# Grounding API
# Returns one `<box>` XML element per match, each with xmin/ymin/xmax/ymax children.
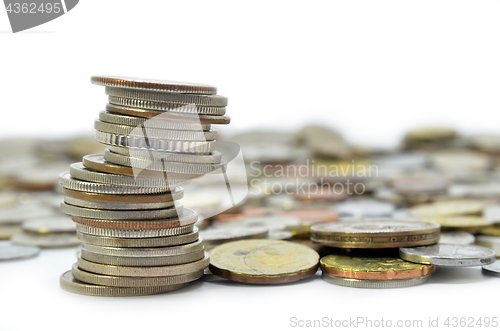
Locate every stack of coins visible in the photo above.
<box><xmin>59</xmin><ymin>76</ymin><xmax>229</xmax><ymax>296</ymax></box>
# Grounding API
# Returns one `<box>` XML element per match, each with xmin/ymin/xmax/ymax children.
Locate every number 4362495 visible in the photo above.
<box><xmin>5</xmin><ymin>3</ymin><xmax>62</xmax><ymax>14</ymax></box>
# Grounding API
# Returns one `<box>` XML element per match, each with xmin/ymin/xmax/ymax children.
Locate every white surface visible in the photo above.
<box><xmin>2</xmin><ymin>1</ymin><xmax>500</xmax><ymax>330</ymax></box>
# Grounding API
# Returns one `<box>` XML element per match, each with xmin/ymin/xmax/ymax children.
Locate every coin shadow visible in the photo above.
<box><xmin>427</xmin><ymin>266</ymin><xmax>489</xmax><ymax>285</ymax></box>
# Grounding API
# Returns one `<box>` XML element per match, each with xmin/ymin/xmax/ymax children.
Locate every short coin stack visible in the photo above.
<box><xmin>59</xmin><ymin>76</ymin><xmax>229</xmax><ymax>296</ymax></box>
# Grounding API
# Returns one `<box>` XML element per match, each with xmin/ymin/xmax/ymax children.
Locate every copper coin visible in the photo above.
<box><xmin>61</xmin><ymin>187</ymin><xmax>183</xmax><ymax>203</ymax></box>
<box><xmin>278</xmin><ymin>209</ymin><xmax>339</xmax><ymax>224</ymax></box>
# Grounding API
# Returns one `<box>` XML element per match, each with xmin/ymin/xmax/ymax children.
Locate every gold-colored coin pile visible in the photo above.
<box><xmin>59</xmin><ymin>76</ymin><xmax>229</xmax><ymax>296</ymax></box>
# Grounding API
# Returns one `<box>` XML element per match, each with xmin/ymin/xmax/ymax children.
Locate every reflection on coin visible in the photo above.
<box><xmin>399</xmin><ymin>244</ymin><xmax>496</xmax><ymax>266</ymax></box>
<box><xmin>333</xmin><ymin>200</ymin><xmax>395</xmax><ymax>217</ymax></box>
<box><xmin>12</xmin><ymin>233</ymin><xmax>80</xmax><ymax>248</ymax></box>
<box><xmin>209</xmin><ymin>240</ymin><xmax>319</xmax><ymax>284</ymax></box>
<box><xmin>311</xmin><ymin>220</ymin><xmax>440</xmax><ymax>249</ymax></box>
<box><xmin>320</xmin><ymin>255</ymin><xmax>435</xmax><ymax>280</ymax></box>
<box><xmin>409</xmin><ymin>200</ymin><xmax>485</xmax><ymax>217</ymax></box>
<box><xmin>0</xmin><ymin>244</ymin><xmax>40</xmax><ymax>261</ymax></box>
<box><xmin>474</xmin><ymin>236</ymin><xmax>500</xmax><ymax>257</ymax></box>
<box><xmin>22</xmin><ymin>216</ymin><xmax>75</xmax><ymax>234</ymax></box>
<box><xmin>60</xmin><ymin>271</ymin><xmax>187</xmax><ymax>297</ymax></box>
<box><xmin>439</xmin><ymin>231</ymin><xmax>475</xmax><ymax>245</ymax></box>
<box><xmin>423</xmin><ymin>216</ymin><xmax>491</xmax><ymax>232</ymax></box>
<box><xmin>322</xmin><ymin>273</ymin><xmax>432</xmax><ymax>289</ymax></box>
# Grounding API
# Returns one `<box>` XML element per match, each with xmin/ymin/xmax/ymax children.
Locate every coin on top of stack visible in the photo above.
<box><xmin>59</xmin><ymin>76</ymin><xmax>230</xmax><ymax>296</ymax></box>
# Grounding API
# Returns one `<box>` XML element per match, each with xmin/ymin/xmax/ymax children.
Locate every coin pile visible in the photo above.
<box><xmin>59</xmin><ymin>76</ymin><xmax>229</xmax><ymax>296</ymax></box>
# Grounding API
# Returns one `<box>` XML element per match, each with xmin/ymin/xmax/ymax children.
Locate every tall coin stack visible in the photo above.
<box><xmin>59</xmin><ymin>76</ymin><xmax>230</xmax><ymax>296</ymax></box>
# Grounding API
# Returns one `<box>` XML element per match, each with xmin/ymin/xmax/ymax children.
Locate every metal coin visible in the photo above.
<box><xmin>109</xmin><ymin>96</ymin><xmax>227</xmax><ymax>115</ymax></box>
<box><xmin>60</xmin><ymin>271</ymin><xmax>188</xmax><ymax>297</ymax></box>
<box><xmin>81</xmin><ymin>239</ymin><xmax>204</xmax><ymax>257</ymax></box>
<box><xmin>399</xmin><ymin>244</ymin><xmax>496</xmax><ymax>266</ymax></box>
<box><xmin>200</xmin><ymin>227</ymin><xmax>268</xmax><ymax>246</ymax></box>
<box><xmin>311</xmin><ymin>220</ymin><xmax>440</xmax><ymax>249</ymax></box>
<box><xmin>61</xmin><ymin>187</ymin><xmax>183</xmax><ymax>203</ymax></box>
<box><xmin>90</xmin><ymin>75</ymin><xmax>217</xmax><ymax>94</ymax></box>
<box><xmin>11</xmin><ymin>233</ymin><xmax>80</xmax><ymax>248</ymax></box>
<box><xmin>22</xmin><ymin>216</ymin><xmax>75</xmax><ymax>234</ymax></box>
<box><xmin>482</xmin><ymin>260</ymin><xmax>500</xmax><ymax>277</ymax></box>
<box><xmin>105</xmin><ymin>147</ymin><xmax>222</xmax><ymax>165</ymax></box>
<box><xmin>61</xmin><ymin>201</ymin><xmax>182</xmax><ymax>220</ymax></box>
<box><xmin>409</xmin><ymin>200</ymin><xmax>485</xmax><ymax>218</ymax></box>
<box><xmin>474</xmin><ymin>236</ymin><xmax>500</xmax><ymax>257</ymax></box>
<box><xmin>63</xmin><ymin>196</ymin><xmax>174</xmax><ymax>210</ymax></box>
<box><xmin>75</xmin><ymin>224</ymin><xmax>194</xmax><ymax>238</ymax></box>
<box><xmin>333</xmin><ymin>200</ymin><xmax>395</xmax><ymax>217</ymax></box>
<box><xmin>267</xmin><ymin>230</ymin><xmax>294</xmax><ymax>240</ymax></box>
<box><xmin>0</xmin><ymin>244</ymin><xmax>40</xmax><ymax>261</ymax></box>
<box><xmin>320</xmin><ymin>255</ymin><xmax>435</xmax><ymax>280</ymax></box>
<box><xmin>321</xmin><ymin>273</ymin><xmax>432</xmax><ymax>289</ymax></box>
<box><xmin>422</xmin><ymin>216</ymin><xmax>491</xmax><ymax>232</ymax></box>
<box><xmin>0</xmin><ymin>224</ymin><xmax>22</xmax><ymax>239</ymax></box>
<box><xmin>439</xmin><ymin>231</ymin><xmax>475</xmax><ymax>245</ymax></box>
<box><xmin>278</xmin><ymin>209</ymin><xmax>339</xmax><ymax>224</ymax></box>
<box><xmin>209</xmin><ymin>240</ymin><xmax>319</xmax><ymax>284</ymax></box>
<box><xmin>98</xmin><ymin>111</ymin><xmax>211</xmax><ymax>131</ymax></box>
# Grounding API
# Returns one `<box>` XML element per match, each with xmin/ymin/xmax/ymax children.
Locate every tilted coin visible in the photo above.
<box><xmin>99</xmin><ymin>111</ymin><xmax>212</xmax><ymax>131</ymax></box>
<box><xmin>439</xmin><ymin>231</ymin><xmax>475</xmax><ymax>245</ymax></box>
<box><xmin>409</xmin><ymin>199</ymin><xmax>486</xmax><ymax>218</ymax></box>
<box><xmin>267</xmin><ymin>230</ymin><xmax>294</xmax><ymax>240</ymax></box>
<box><xmin>105</xmin><ymin>86</ymin><xmax>228</xmax><ymax>107</ymax></box>
<box><xmin>61</xmin><ymin>187</ymin><xmax>183</xmax><ymax>203</ymax></box>
<box><xmin>75</xmin><ymin>223</ymin><xmax>194</xmax><ymax>238</ymax></box>
<box><xmin>320</xmin><ymin>255</ymin><xmax>435</xmax><ymax>280</ymax></box>
<box><xmin>70</xmin><ymin>208</ymin><xmax>197</xmax><ymax>230</ymax></box>
<box><xmin>95</xmin><ymin>120</ymin><xmax>218</xmax><ymax>141</ymax></box>
<box><xmin>63</xmin><ymin>196</ymin><xmax>174</xmax><ymax>210</ymax></box>
<box><xmin>333</xmin><ymin>200</ymin><xmax>395</xmax><ymax>217</ymax></box>
<box><xmin>80</xmin><ymin>248</ymin><xmax>205</xmax><ymax>267</ymax></box>
<box><xmin>77</xmin><ymin>227</ymin><xmax>199</xmax><ymax>248</ymax></box>
<box><xmin>105</xmin><ymin>147</ymin><xmax>222</xmax><ymax>165</ymax></box>
<box><xmin>106</xmin><ymin>104</ymin><xmax>231</xmax><ymax>124</ymax></box>
<box><xmin>71</xmin><ymin>264</ymin><xmax>203</xmax><ymax>287</ymax></box>
<box><xmin>321</xmin><ymin>273</ymin><xmax>432</xmax><ymax>289</ymax></box>
<box><xmin>83</xmin><ymin>154</ymin><xmax>211</xmax><ymax>178</ymax></box>
<box><xmin>22</xmin><ymin>216</ymin><xmax>75</xmax><ymax>234</ymax></box>
<box><xmin>422</xmin><ymin>216</ymin><xmax>491</xmax><ymax>232</ymax></box>
<box><xmin>61</xmin><ymin>201</ymin><xmax>182</xmax><ymax>220</ymax></box>
<box><xmin>96</xmin><ymin>131</ymin><xmax>216</xmax><ymax>154</ymax></box>
<box><xmin>474</xmin><ymin>236</ymin><xmax>500</xmax><ymax>257</ymax></box>
<box><xmin>399</xmin><ymin>244</ymin><xmax>496</xmax><ymax>266</ymax></box>
<box><xmin>200</xmin><ymin>227</ymin><xmax>268</xmax><ymax>246</ymax></box>
<box><xmin>77</xmin><ymin>252</ymin><xmax>210</xmax><ymax>277</ymax></box>
<box><xmin>82</xmin><ymin>239</ymin><xmax>204</xmax><ymax>257</ymax></box>
<box><xmin>0</xmin><ymin>244</ymin><xmax>40</xmax><ymax>261</ymax></box>
<box><xmin>59</xmin><ymin>172</ymin><xmax>172</xmax><ymax>194</ymax></box>
<box><xmin>311</xmin><ymin>220</ymin><xmax>440</xmax><ymax>249</ymax></box>
<box><xmin>91</xmin><ymin>75</ymin><xmax>217</xmax><ymax>94</ymax></box>
<box><xmin>482</xmin><ymin>260</ymin><xmax>500</xmax><ymax>277</ymax></box>
<box><xmin>12</xmin><ymin>233</ymin><xmax>80</xmax><ymax>248</ymax></box>
<box><xmin>109</xmin><ymin>96</ymin><xmax>227</xmax><ymax>115</ymax></box>
<box><xmin>209</xmin><ymin>240</ymin><xmax>319</xmax><ymax>284</ymax></box>
<box><xmin>60</xmin><ymin>271</ymin><xmax>187</xmax><ymax>297</ymax></box>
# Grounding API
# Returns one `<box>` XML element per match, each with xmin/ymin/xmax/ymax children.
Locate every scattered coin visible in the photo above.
<box><xmin>422</xmin><ymin>216</ymin><xmax>491</xmax><ymax>232</ymax></box>
<box><xmin>439</xmin><ymin>231</ymin><xmax>475</xmax><ymax>245</ymax></box>
<box><xmin>209</xmin><ymin>240</ymin><xmax>319</xmax><ymax>284</ymax></box>
<box><xmin>278</xmin><ymin>209</ymin><xmax>339</xmax><ymax>224</ymax></box>
<box><xmin>12</xmin><ymin>233</ymin><xmax>80</xmax><ymax>248</ymax></box>
<box><xmin>409</xmin><ymin>200</ymin><xmax>485</xmax><ymax>218</ymax></box>
<box><xmin>399</xmin><ymin>244</ymin><xmax>496</xmax><ymax>267</ymax></box>
<box><xmin>482</xmin><ymin>260</ymin><xmax>500</xmax><ymax>277</ymax></box>
<box><xmin>474</xmin><ymin>236</ymin><xmax>500</xmax><ymax>257</ymax></box>
<box><xmin>267</xmin><ymin>230</ymin><xmax>294</xmax><ymax>240</ymax></box>
<box><xmin>0</xmin><ymin>225</ymin><xmax>22</xmax><ymax>239</ymax></box>
<box><xmin>333</xmin><ymin>200</ymin><xmax>395</xmax><ymax>217</ymax></box>
<box><xmin>0</xmin><ymin>244</ymin><xmax>40</xmax><ymax>261</ymax></box>
<box><xmin>22</xmin><ymin>216</ymin><xmax>76</xmax><ymax>234</ymax></box>
<box><xmin>200</xmin><ymin>227</ymin><xmax>268</xmax><ymax>248</ymax></box>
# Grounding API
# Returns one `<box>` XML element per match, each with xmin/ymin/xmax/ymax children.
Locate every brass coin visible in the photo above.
<box><xmin>423</xmin><ymin>216</ymin><xmax>491</xmax><ymax>232</ymax></box>
<box><xmin>209</xmin><ymin>239</ymin><xmax>319</xmax><ymax>284</ymax></box>
<box><xmin>480</xmin><ymin>226</ymin><xmax>500</xmax><ymax>237</ymax></box>
<box><xmin>61</xmin><ymin>187</ymin><xmax>183</xmax><ymax>203</ymax></box>
<box><xmin>320</xmin><ymin>255</ymin><xmax>435</xmax><ymax>280</ymax></box>
<box><xmin>409</xmin><ymin>199</ymin><xmax>486</xmax><ymax>218</ymax></box>
<box><xmin>404</xmin><ymin>127</ymin><xmax>457</xmax><ymax>143</ymax></box>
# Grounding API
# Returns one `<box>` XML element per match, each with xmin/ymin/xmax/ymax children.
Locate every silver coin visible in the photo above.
<box><xmin>75</xmin><ymin>224</ymin><xmax>194</xmax><ymax>238</ymax></box>
<box><xmin>448</xmin><ymin>183</ymin><xmax>500</xmax><ymax>198</ymax></box>
<box><xmin>399</xmin><ymin>244</ymin><xmax>496</xmax><ymax>267</ymax></box>
<box><xmin>200</xmin><ymin>226</ymin><xmax>268</xmax><ymax>245</ymax></box>
<box><xmin>99</xmin><ymin>111</ymin><xmax>211</xmax><ymax>131</ymax></box>
<box><xmin>0</xmin><ymin>205</ymin><xmax>60</xmax><ymax>225</ymax></box>
<box><xmin>439</xmin><ymin>231</ymin><xmax>475</xmax><ymax>245</ymax></box>
<box><xmin>333</xmin><ymin>200</ymin><xmax>395</xmax><ymax>217</ymax></box>
<box><xmin>482</xmin><ymin>260</ymin><xmax>500</xmax><ymax>277</ymax></box>
<box><xmin>81</xmin><ymin>239</ymin><xmax>204</xmax><ymax>257</ymax></box>
<box><xmin>60</xmin><ymin>201</ymin><xmax>182</xmax><ymax>220</ymax></box>
<box><xmin>108</xmin><ymin>96</ymin><xmax>227</xmax><ymax>115</ymax></box>
<box><xmin>474</xmin><ymin>235</ymin><xmax>500</xmax><ymax>257</ymax></box>
<box><xmin>105</xmin><ymin>87</ymin><xmax>228</xmax><ymax>107</ymax></box>
<box><xmin>11</xmin><ymin>233</ymin><xmax>80</xmax><ymax>248</ymax></box>
<box><xmin>95</xmin><ymin>131</ymin><xmax>216</xmax><ymax>153</ymax></box>
<box><xmin>266</xmin><ymin>230</ymin><xmax>293</xmax><ymax>240</ymax></box>
<box><xmin>63</xmin><ymin>196</ymin><xmax>175</xmax><ymax>211</ymax></box>
<box><xmin>321</xmin><ymin>273</ymin><xmax>432</xmax><ymax>289</ymax></box>
<box><xmin>483</xmin><ymin>205</ymin><xmax>500</xmax><ymax>223</ymax></box>
<box><xmin>0</xmin><ymin>244</ymin><xmax>40</xmax><ymax>261</ymax></box>
<box><xmin>22</xmin><ymin>216</ymin><xmax>76</xmax><ymax>234</ymax></box>
<box><xmin>108</xmin><ymin>146</ymin><xmax>222</xmax><ymax>164</ymax></box>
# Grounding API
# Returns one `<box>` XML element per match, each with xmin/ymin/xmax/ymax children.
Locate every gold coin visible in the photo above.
<box><xmin>209</xmin><ymin>239</ymin><xmax>319</xmax><ymax>284</ymax></box>
<box><xmin>479</xmin><ymin>226</ymin><xmax>500</xmax><ymax>237</ymax></box>
<box><xmin>423</xmin><ymin>216</ymin><xmax>491</xmax><ymax>232</ymax></box>
<box><xmin>404</xmin><ymin>127</ymin><xmax>457</xmax><ymax>143</ymax></box>
<box><xmin>409</xmin><ymin>200</ymin><xmax>486</xmax><ymax>217</ymax></box>
<box><xmin>320</xmin><ymin>255</ymin><xmax>435</xmax><ymax>280</ymax></box>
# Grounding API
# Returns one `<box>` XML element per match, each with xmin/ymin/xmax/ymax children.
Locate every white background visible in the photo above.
<box><xmin>1</xmin><ymin>1</ymin><xmax>500</xmax><ymax>330</ymax></box>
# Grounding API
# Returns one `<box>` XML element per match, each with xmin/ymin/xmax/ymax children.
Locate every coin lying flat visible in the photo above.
<box><xmin>474</xmin><ymin>236</ymin><xmax>500</xmax><ymax>257</ymax></box>
<box><xmin>91</xmin><ymin>75</ymin><xmax>218</xmax><ymax>94</ymax></box>
<box><xmin>109</xmin><ymin>96</ymin><xmax>227</xmax><ymax>115</ymax></box>
<box><xmin>423</xmin><ymin>216</ymin><xmax>491</xmax><ymax>232</ymax></box>
<box><xmin>399</xmin><ymin>244</ymin><xmax>496</xmax><ymax>266</ymax></box>
<box><xmin>320</xmin><ymin>255</ymin><xmax>435</xmax><ymax>280</ymax></box>
<box><xmin>61</xmin><ymin>201</ymin><xmax>182</xmax><ymax>220</ymax></box>
<box><xmin>311</xmin><ymin>220</ymin><xmax>440</xmax><ymax>249</ymax></box>
<box><xmin>22</xmin><ymin>216</ymin><xmax>76</xmax><ymax>234</ymax></box>
<box><xmin>60</xmin><ymin>271</ymin><xmax>187</xmax><ymax>297</ymax></box>
<box><xmin>200</xmin><ymin>227</ymin><xmax>268</xmax><ymax>247</ymax></box>
<box><xmin>75</xmin><ymin>223</ymin><xmax>195</xmax><ymax>238</ymax></box>
<box><xmin>11</xmin><ymin>233</ymin><xmax>80</xmax><ymax>248</ymax></box>
<box><xmin>321</xmin><ymin>273</ymin><xmax>432</xmax><ymax>289</ymax></box>
<box><xmin>105</xmin><ymin>147</ymin><xmax>222</xmax><ymax>165</ymax></box>
<box><xmin>99</xmin><ymin>111</ymin><xmax>212</xmax><ymax>131</ymax></box>
<box><xmin>0</xmin><ymin>244</ymin><xmax>40</xmax><ymax>261</ymax></box>
<box><xmin>409</xmin><ymin>200</ymin><xmax>485</xmax><ymax>218</ymax></box>
<box><xmin>63</xmin><ymin>196</ymin><xmax>174</xmax><ymax>210</ymax></box>
<box><xmin>82</xmin><ymin>239</ymin><xmax>204</xmax><ymax>257</ymax></box>
<box><xmin>439</xmin><ymin>231</ymin><xmax>475</xmax><ymax>245</ymax></box>
<box><xmin>209</xmin><ymin>240</ymin><xmax>319</xmax><ymax>284</ymax></box>
<box><xmin>479</xmin><ymin>226</ymin><xmax>500</xmax><ymax>237</ymax></box>
<box><xmin>71</xmin><ymin>264</ymin><xmax>203</xmax><ymax>287</ymax></box>
<box><xmin>76</xmin><ymin>227</ymin><xmax>199</xmax><ymax>248</ymax></box>
<box><xmin>61</xmin><ymin>187</ymin><xmax>183</xmax><ymax>203</ymax></box>
<box><xmin>482</xmin><ymin>260</ymin><xmax>500</xmax><ymax>277</ymax></box>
